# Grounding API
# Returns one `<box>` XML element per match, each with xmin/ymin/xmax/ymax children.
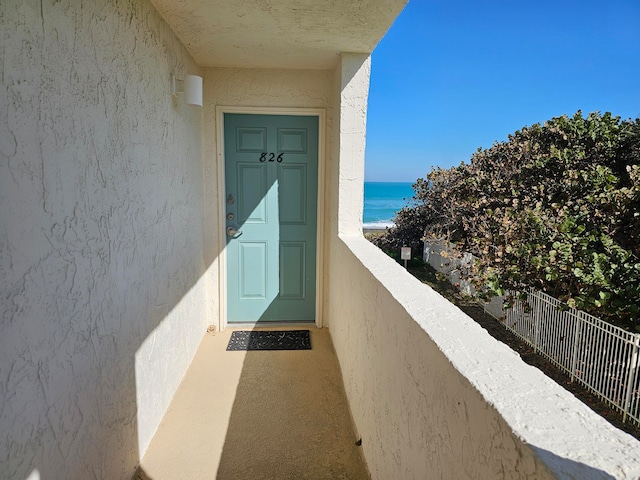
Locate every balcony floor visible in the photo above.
<box><xmin>135</xmin><ymin>326</ymin><xmax>369</xmax><ymax>480</ymax></box>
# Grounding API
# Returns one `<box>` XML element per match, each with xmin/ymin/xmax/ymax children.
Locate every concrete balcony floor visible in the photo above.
<box><xmin>135</xmin><ymin>326</ymin><xmax>370</xmax><ymax>480</ymax></box>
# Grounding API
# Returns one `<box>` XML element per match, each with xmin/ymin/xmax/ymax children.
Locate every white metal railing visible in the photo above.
<box><xmin>485</xmin><ymin>288</ymin><xmax>640</xmax><ymax>425</ymax></box>
<box><xmin>423</xmin><ymin>239</ymin><xmax>640</xmax><ymax>425</ymax></box>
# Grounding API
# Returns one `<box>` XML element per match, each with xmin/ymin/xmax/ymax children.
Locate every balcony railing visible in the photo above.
<box><xmin>327</xmin><ymin>235</ymin><xmax>640</xmax><ymax>479</ymax></box>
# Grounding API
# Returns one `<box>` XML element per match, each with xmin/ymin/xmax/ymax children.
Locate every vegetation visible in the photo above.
<box><xmin>373</xmin><ymin>111</ymin><xmax>640</xmax><ymax>330</ymax></box>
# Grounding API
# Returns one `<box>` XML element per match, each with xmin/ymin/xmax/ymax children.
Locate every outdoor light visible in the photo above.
<box><xmin>171</xmin><ymin>74</ymin><xmax>203</xmax><ymax>107</ymax></box>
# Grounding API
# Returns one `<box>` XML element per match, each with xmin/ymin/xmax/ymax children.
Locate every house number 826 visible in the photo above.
<box><xmin>259</xmin><ymin>153</ymin><xmax>284</xmax><ymax>163</ymax></box>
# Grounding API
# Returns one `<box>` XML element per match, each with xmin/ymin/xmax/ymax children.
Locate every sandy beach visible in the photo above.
<box><xmin>363</xmin><ymin>227</ymin><xmax>387</xmax><ymax>234</ymax></box>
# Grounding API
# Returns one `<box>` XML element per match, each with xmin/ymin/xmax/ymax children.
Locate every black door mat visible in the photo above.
<box><xmin>226</xmin><ymin>330</ymin><xmax>311</xmax><ymax>351</ymax></box>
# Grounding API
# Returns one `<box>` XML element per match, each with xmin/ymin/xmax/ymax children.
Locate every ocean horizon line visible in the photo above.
<box><xmin>365</xmin><ymin>180</ymin><xmax>414</xmax><ymax>184</ymax></box>
<box><xmin>363</xmin><ymin>182</ymin><xmax>414</xmax><ymax>227</ymax></box>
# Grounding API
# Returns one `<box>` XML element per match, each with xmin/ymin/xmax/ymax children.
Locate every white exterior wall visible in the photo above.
<box><xmin>329</xmin><ymin>237</ymin><xmax>640</xmax><ymax>479</ymax></box>
<box><xmin>0</xmin><ymin>1</ymin><xmax>206</xmax><ymax>478</ymax></box>
<box><xmin>201</xmin><ymin>67</ymin><xmax>334</xmax><ymax>330</ymax></box>
<box><xmin>335</xmin><ymin>54</ymin><xmax>370</xmax><ymax>236</ymax></box>
<box><xmin>423</xmin><ymin>239</ymin><xmax>476</xmax><ymax>296</ymax></box>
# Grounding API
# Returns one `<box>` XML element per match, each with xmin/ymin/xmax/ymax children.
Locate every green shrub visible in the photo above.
<box><xmin>374</xmin><ymin>112</ymin><xmax>640</xmax><ymax>330</ymax></box>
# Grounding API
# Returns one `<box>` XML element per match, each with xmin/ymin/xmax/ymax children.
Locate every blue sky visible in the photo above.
<box><xmin>364</xmin><ymin>0</ymin><xmax>640</xmax><ymax>182</ymax></box>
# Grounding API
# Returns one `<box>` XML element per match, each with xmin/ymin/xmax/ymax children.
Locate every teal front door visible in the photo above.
<box><xmin>224</xmin><ymin>113</ymin><xmax>318</xmax><ymax>323</ymax></box>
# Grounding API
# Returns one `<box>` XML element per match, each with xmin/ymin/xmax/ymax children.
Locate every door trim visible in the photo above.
<box><xmin>216</xmin><ymin>106</ymin><xmax>326</xmax><ymax>331</ymax></box>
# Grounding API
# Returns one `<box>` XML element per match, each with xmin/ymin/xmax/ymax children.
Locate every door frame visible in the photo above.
<box><xmin>216</xmin><ymin>106</ymin><xmax>326</xmax><ymax>331</ymax></box>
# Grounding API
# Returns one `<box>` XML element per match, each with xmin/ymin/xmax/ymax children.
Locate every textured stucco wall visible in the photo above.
<box><xmin>333</xmin><ymin>54</ymin><xmax>370</xmax><ymax>237</ymax></box>
<box><xmin>0</xmin><ymin>1</ymin><xmax>206</xmax><ymax>478</ymax></box>
<box><xmin>323</xmin><ymin>53</ymin><xmax>370</xmax><ymax>330</ymax></box>
<box><xmin>328</xmin><ymin>237</ymin><xmax>640</xmax><ymax>479</ymax></box>
<box><xmin>201</xmin><ymin>67</ymin><xmax>334</xmax><ymax>329</ymax></box>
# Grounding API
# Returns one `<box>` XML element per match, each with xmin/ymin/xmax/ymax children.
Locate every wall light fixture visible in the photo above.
<box><xmin>171</xmin><ymin>74</ymin><xmax>203</xmax><ymax>107</ymax></box>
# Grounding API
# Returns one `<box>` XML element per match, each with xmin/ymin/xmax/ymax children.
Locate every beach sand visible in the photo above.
<box><xmin>363</xmin><ymin>227</ymin><xmax>388</xmax><ymax>239</ymax></box>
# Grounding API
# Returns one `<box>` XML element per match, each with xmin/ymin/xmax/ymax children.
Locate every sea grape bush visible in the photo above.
<box><xmin>374</xmin><ymin>111</ymin><xmax>640</xmax><ymax>330</ymax></box>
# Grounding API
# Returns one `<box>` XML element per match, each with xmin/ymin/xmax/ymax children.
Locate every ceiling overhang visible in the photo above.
<box><xmin>149</xmin><ymin>0</ymin><xmax>408</xmax><ymax>69</ymax></box>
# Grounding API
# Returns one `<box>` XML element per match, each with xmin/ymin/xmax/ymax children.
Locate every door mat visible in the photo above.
<box><xmin>226</xmin><ymin>330</ymin><xmax>311</xmax><ymax>351</ymax></box>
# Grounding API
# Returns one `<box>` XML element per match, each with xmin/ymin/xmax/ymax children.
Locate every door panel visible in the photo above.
<box><xmin>237</xmin><ymin>163</ymin><xmax>268</xmax><ymax>223</ymax></box>
<box><xmin>238</xmin><ymin>242</ymin><xmax>267</xmax><ymax>299</ymax></box>
<box><xmin>224</xmin><ymin>113</ymin><xmax>318</xmax><ymax>322</ymax></box>
<box><xmin>278</xmin><ymin>164</ymin><xmax>307</xmax><ymax>224</ymax></box>
<box><xmin>278</xmin><ymin>128</ymin><xmax>307</xmax><ymax>153</ymax></box>
<box><xmin>279</xmin><ymin>242</ymin><xmax>306</xmax><ymax>299</ymax></box>
<box><xmin>237</xmin><ymin>127</ymin><xmax>267</xmax><ymax>152</ymax></box>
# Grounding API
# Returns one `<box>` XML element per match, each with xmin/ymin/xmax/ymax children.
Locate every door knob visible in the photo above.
<box><xmin>226</xmin><ymin>226</ymin><xmax>242</xmax><ymax>237</ymax></box>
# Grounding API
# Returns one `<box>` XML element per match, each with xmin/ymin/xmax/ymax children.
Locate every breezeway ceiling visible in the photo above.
<box><xmin>149</xmin><ymin>0</ymin><xmax>408</xmax><ymax>69</ymax></box>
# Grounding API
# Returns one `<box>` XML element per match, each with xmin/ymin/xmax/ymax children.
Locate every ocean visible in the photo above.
<box><xmin>363</xmin><ymin>182</ymin><xmax>415</xmax><ymax>229</ymax></box>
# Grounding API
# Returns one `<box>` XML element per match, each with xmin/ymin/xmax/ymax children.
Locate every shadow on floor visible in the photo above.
<box><xmin>136</xmin><ymin>327</ymin><xmax>369</xmax><ymax>480</ymax></box>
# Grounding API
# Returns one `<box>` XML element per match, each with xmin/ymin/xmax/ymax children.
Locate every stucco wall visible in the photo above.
<box><xmin>322</xmin><ymin>52</ymin><xmax>371</xmax><ymax>330</ymax></box>
<box><xmin>0</xmin><ymin>1</ymin><xmax>206</xmax><ymax>478</ymax></box>
<box><xmin>333</xmin><ymin>54</ymin><xmax>370</xmax><ymax>236</ymax></box>
<box><xmin>201</xmin><ymin>67</ymin><xmax>334</xmax><ymax>329</ymax></box>
<box><xmin>328</xmin><ymin>237</ymin><xmax>640</xmax><ymax>479</ymax></box>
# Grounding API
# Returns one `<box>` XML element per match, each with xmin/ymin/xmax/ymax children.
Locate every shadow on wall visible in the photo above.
<box><xmin>133</xmin><ymin>470</ymin><xmax>154</xmax><ymax>480</ymax></box>
<box><xmin>0</xmin><ymin>0</ymin><xmax>209</xmax><ymax>478</ymax></box>
<box><xmin>531</xmin><ymin>447</ymin><xmax>616</xmax><ymax>480</ymax></box>
<box><xmin>325</xmin><ymin>238</ymin><xmax>640</xmax><ymax>479</ymax></box>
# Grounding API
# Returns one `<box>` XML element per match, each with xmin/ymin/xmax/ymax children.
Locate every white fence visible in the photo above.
<box><xmin>423</xmin><ymin>240</ymin><xmax>640</xmax><ymax>425</ymax></box>
<box><xmin>423</xmin><ymin>239</ymin><xmax>476</xmax><ymax>296</ymax></box>
<box><xmin>489</xmin><ymin>289</ymin><xmax>640</xmax><ymax>425</ymax></box>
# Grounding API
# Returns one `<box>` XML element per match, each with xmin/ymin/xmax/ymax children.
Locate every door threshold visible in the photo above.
<box><xmin>226</xmin><ymin>321</ymin><xmax>318</xmax><ymax>330</ymax></box>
